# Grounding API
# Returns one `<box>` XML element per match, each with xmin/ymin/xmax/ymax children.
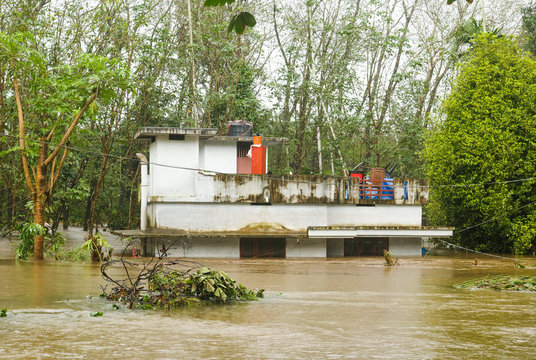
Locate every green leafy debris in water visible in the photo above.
<box><xmin>90</xmin><ymin>312</ymin><xmax>103</xmax><ymax>317</ymax></box>
<box><xmin>1</xmin><ymin>309</ymin><xmax>7</xmax><ymax>317</ymax></box>
<box><xmin>112</xmin><ymin>304</ymin><xmax>120</xmax><ymax>310</ymax></box>
<box><xmin>456</xmin><ymin>275</ymin><xmax>536</xmax><ymax>292</ymax></box>
<box><xmin>102</xmin><ymin>261</ymin><xmax>264</xmax><ymax>310</ymax></box>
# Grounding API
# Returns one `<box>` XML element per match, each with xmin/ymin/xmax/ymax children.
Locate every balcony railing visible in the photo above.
<box><xmin>359</xmin><ymin>178</ymin><xmax>396</xmax><ymax>200</ymax></box>
<box><xmin>149</xmin><ymin>172</ymin><xmax>429</xmax><ymax>205</ymax></box>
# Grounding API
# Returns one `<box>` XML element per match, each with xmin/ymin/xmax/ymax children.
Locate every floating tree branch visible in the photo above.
<box><xmin>100</xmin><ymin>242</ymin><xmax>263</xmax><ymax>309</ymax></box>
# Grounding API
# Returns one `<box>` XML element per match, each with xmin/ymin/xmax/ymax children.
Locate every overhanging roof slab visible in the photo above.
<box><xmin>307</xmin><ymin>226</ymin><xmax>454</xmax><ymax>238</ymax></box>
<box><xmin>112</xmin><ymin>228</ymin><xmax>306</xmax><ymax>239</ymax></box>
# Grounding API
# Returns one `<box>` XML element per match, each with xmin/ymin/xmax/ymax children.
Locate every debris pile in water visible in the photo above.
<box><xmin>456</xmin><ymin>275</ymin><xmax>536</xmax><ymax>292</ymax></box>
<box><xmin>100</xmin><ymin>258</ymin><xmax>263</xmax><ymax>310</ymax></box>
<box><xmin>383</xmin><ymin>249</ymin><xmax>398</xmax><ymax>266</ymax></box>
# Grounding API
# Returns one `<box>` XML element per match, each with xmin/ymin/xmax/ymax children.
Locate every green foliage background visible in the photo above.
<box><xmin>0</xmin><ymin>0</ymin><xmax>534</xmax><ymax>256</ymax></box>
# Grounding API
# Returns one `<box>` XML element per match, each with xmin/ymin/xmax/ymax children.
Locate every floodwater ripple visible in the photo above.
<box><xmin>1</xmin><ymin>256</ymin><xmax>536</xmax><ymax>359</ymax></box>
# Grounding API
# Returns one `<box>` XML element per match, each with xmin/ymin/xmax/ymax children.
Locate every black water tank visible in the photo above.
<box><xmin>227</xmin><ymin>120</ymin><xmax>253</xmax><ymax>137</ymax></box>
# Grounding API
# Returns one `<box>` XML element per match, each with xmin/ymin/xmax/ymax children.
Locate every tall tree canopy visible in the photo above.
<box><xmin>425</xmin><ymin>34</ymin><xmax>536</xmax><ymax>254</ymax></box>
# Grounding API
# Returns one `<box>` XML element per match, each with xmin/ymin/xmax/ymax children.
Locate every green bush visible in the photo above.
<box><xmin>15</xmin><ymin>223</ymin><xmax>46</xmax><ymax>260</ymax></box>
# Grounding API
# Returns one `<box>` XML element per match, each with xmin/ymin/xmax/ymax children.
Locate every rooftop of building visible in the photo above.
<box><xmin>134</xmin><ymin>127</ymin><xmax>288</xmax><ymax>146</ymax></box>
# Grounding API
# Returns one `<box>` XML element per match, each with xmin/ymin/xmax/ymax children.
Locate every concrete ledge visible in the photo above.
<box><xmin>135</xmin><ymin>127</ymin><xmax>217</xmax><ymax>140</ymax></box>
<box><xmin>112</xmin><ymin>228</ymin><xmax>307</xmax><ymax>239</ymax></box>
<box><xmin>307</xmin><ymin>225</ymin><xmax>454</xmax><ymax>238</ymax></box>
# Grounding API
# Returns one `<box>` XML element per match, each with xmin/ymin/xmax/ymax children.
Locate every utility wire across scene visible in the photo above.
<box><xmin>2</xmin><ymin>133</ymin><xmax>535</xmax><ymax>190</ymax></box>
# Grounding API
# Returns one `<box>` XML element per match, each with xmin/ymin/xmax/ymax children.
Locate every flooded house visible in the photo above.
<box><xmin>114</xmin><ymin>125</ymin><xmax>453</xmax><ymax>258</ymax></box>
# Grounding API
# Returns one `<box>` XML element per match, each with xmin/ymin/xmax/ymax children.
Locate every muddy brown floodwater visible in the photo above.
<box><xmin>1</xmin><ymin>254</ymin><xmax>536</xmax><ymax>359</ymax></box>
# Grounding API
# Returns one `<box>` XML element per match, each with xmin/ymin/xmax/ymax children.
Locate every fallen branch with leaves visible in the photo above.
<box><xmin>100</xmin><ymin>242</ymin><xmax>263</xmax><ymax>309</ymax></box>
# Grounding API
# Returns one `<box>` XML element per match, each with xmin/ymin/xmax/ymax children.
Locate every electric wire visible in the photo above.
<box><xmin>436</xmin><ymin>239</ymin><xmax>522</xmax><ymax>262</ymax></box>
<box><xmin>2</xmin><ymin>134</ymin><xmax>536</xmax><ymax>262</ymax></box>
<box><xmin>3</xmin><ymin>132</ymin><xmax>536</xmax><ymax>235</ymax></box>
<box><xmin>1</xmin><ymin>131</ymin><xmax>536</xmax><ymax>259</ymax></box>
<box><xmin>2</xmin><ymin>133</ymin><xmax>536</xmax><ymax>190</ymax></box>
<box><xmin>455</xmin><ymin>200</ymin><xmax>536</xmax><ymax>234</ymax></box>
<box><xmin>429</xmin><ymin>199</ymin><xmax>536</xmax><ymax>262</ymax></box>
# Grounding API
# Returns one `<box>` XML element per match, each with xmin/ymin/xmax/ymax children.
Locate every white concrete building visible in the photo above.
<box><xmin>114</xmin><ymin>127</ymin><xmax>453</xmax><ymax>258</ymax></box>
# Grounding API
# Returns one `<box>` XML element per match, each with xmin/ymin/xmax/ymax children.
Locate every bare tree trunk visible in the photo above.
<box><xmin>87</xmin><ymin>152</ymin><xmax>110</xmax><ymax>262</ymax></box>
<box><xmin>128</xmin><ymin>162</ymin><xmax>140</xmax><ymax>229</ymax></box>
<box><xmin>330</xmin><ymin>150</ymin><xmax>335</xmax><ymax>175</ymax></box>
<box><xmin>321</xmin><ymin>101</ymin><xmax>348</xmax><ymax>174</ymax></box>
<box><xmin>187</xmin><ymin>0</ymin><xmax>199</xmax><ymax>126</ymax></box>
<box><xmin>87</xmin><ymin>106</ymin><xmax>122</xmax><ymax>261</ymax></box>
<box><xmin>62</xmin><ymin>206</ymin><xmax>69</xmax><ymax>230</ymax></box>
<box><xmin>83</xmin><ymin>179</ymin><xmax>96</xmax><ymax>232</ymax></box>
<box><xmin>0</xmin><ymin>67</ymin><xmax>4</xmax><ymax>134</ymax></box>
<box><xmin>295</xmin><ymin>2</ymin><xmax>314</xmax><ymax>174</ymax></box>
<box><xmin>8</xmin><ymin>182</ymin><xmax>17</xmax><ymax>242</ymax></box>
<box><xmin>377</xmin><ymin>0</ymin><xmax>418</xmax><ymax>126</ymax></box>
<box><xmin>316</xmin><ymin>126</ymin><xmax>322</xmax><ymax>174</ymax></box>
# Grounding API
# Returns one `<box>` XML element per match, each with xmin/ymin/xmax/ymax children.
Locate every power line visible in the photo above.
<box><xmin>436</xmin><ymin>238</ymin><xmax>521</xmax><ymax>262</ymax></box>
<box><xmin>430</xmin><ymin>200</ymin><xmax>536</xmax><ymax>262</ymax></box>
<box><xmin>455</xmin><ymin>200</ymin><xmax>536</xmax><ymax>235</ymax></box>
<box><xmin>2</xmin><ymin>133</ymin><xmax>536</xmax><ymax>190</ymax></box>
<box><xmin>429</xmin><ymin>177</ymin><xmax>536</xmax><ymax>188</ymax></box>
<box><xmin>3</xmin><ymin>134</ymin><xmax>536</xmax><ymax>261</ymax></box>
<box><xmin>1</xmin><ymin>133</ymin><xmax>134</xmax><ymax>164</ymax></box>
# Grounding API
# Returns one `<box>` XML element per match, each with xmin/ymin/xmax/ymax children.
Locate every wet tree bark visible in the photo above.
<box><xmin>128</xmin><ymin>162</ymin><xmax>140</xmax><ymax>229</ymax></box>
<box><xmin>87</xmin><ymin>152</ymin><xmax>110</xmax><ymax>262</ymax></box>
<box><xmin>8</xmin><ymin>182</ymin><xmax>17</xmax><ymax>242</ymax></box>
<box><xmin>13</xmin><ymin>60</ymin><xmax>98</xmax><ymax>259</ymax></box>
<box><xmin>295</xmin><ymin>2</ymin><xmax>314</xmax><ymax>174</ymax></box>
<box><xmin>83</xmin><ymin>179</ymin><xmax>97</xmax><ymax>232</ymax></box>
<box><xmin>33</xmin><ymin>139</ymin><xmax>48</xmax><ymax>260</ymax></box>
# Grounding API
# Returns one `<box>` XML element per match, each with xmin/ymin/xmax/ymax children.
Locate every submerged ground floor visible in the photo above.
<box><xmin>147</xmin><ymin>236</ymin><xmax>422</xmax><ymax>258</ymax></box>
<box><xmin>114</xmin><ymin>226</ymin><xmax>453</xmax><ymax>258</ymax></box>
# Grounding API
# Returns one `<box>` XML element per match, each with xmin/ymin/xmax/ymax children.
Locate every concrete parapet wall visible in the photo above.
<box><xmin>150</xmin><ymin>173</ymin><xmax>429</xmax><ymax>205</ymax></box>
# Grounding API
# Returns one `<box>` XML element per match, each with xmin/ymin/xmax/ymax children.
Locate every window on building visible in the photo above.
<box><xmin>237</xmin><ymin>142</ymin><xmax>252</xmax><ymax>174</ymax></box>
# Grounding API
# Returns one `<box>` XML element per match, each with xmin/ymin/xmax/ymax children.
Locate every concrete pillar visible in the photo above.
<box><xmin>326</xmin><ymin>238</ymin><xmax>344</xmax><ymax>257</ymax></box>
<box><xmin>136</xmin><ymin>153</ymin><xmax>148</xmax><ymax>231</ymax></box>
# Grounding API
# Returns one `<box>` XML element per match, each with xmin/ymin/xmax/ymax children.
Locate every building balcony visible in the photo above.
<box><xmin>148</xmin><ymin>172</ymin><xmax>429</xmax><ymax>205</ymax></box>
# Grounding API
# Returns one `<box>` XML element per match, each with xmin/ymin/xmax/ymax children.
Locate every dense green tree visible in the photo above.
<box><xmin>0</xmin><ymin>31</ymin><xmax>127</xmax><ymax>259</ymax></box>
<box><xmin>424</xmin><ymin>34</ymin><xmax>536</xmax><ymax>254</ymax></box>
